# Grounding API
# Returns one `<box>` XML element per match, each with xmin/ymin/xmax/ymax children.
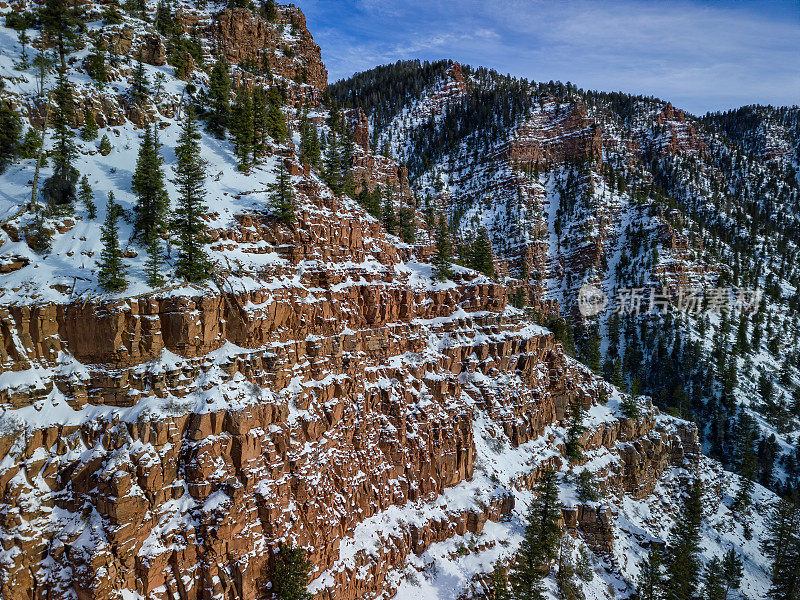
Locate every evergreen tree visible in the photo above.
<box><xmin>78</xmin><ymin>175</ymin><xmax>96</xmax><ymax>218</ymax></box>
<box><xmin>132</xmin><ymin>125</ymin><xmax>168</xmax><ymax>244</ymax></box>
<box><xmin>0</xmin><ymin>85</ymin><xmax>22</xmax><ymax>174</ymax></box>
<box><xmin>266</xmin><ymin>87</ymin><xmax>287</xmax><ymax>142</ymax></box>
<box><xmin>43</xmin><ymin>68</ymin><xmax>79</xmax><ymax>207</ymax></box>
<box><xmin>155</xmin><ymin>0</ymin><xmax>176</xmax><ymax>36</ymax></box>
<box><xmin>735</xmin><ymin>315</ymin><xmax>749</xmax><ymax>355</ymax></box>
<box><xmin>206</xmin><ymin>58</ymin><xmax>231</xmax><ymax>138</ymax></box>
<box><xmin>399</xmin><ymin>207</ymin><xmax>416</xmax><ymax>243</ymax></box>
<box><xmin>171</xmin><ymin>108</ymin><xmax>213</xmax><ymax>282</ymax></box>
<box><xmin>621</xmin><ymin>393</ymin><xmax>641</xmax><ymax>419</ymax></box>
<box><xmin>272</xmin><ymin>545</ymin><xmax>311</xmax><ymax>600</ymax></box>
<box><xmin>509</xmin><ymin>468</ymin><xmax>561</xmax><ymax>600</ymax></box>
<box><xmin>575</xmin><ymin>470</ymin><xmax>601</xmax><ymax>502</ymax></box>
<box><xmin>144</xmin><ymin>235</ymin><xmax>165</xmax><ymax>287</ymax></box>
<box><xmin>86</xmin><ymin>44</ymin><xmax>108</xmax><ymax>85</ymax></box>
<box><xmin>381</xmin><ymin>193</ymin><xmax>397</xmax><ymax>235</ymax></box>
<box><xmin>299</xmin><ymin>113</ymin><xmax>321</xmax><ymax>168</ymax></box>
<box><xmin>339</xmin><ymin>128</ymin><xmax>355</xmax><ymax>197</ymax></box>
<box><xmin>357</xmin><ymin>183</ymin><xmax>382</xmax><ymax>219</ymax></box>
<box><xmin>762</xmin><ymin>498</ymin><xmax>800</xmax><ymax>600</ymax></box>
<box><xmin>40</xmin><ymin>0</ymin><xmax>81</xmax><ymax>70</ymax></box>
<box><xmin>565</xmin><ymin>397</ymin><xmax>587</xmax><ymax>463</ymax></box>
<box><xmin>96</xmin><ymin>192</ymin><xmax>127</xmax><ymax>292</ymax></box>
<box><xmin>556</xmin><ymin>536</ymin><xmax>586</xmax><ymax>600</ymax></box>
<box><xmin>489</xmin><ymin>564</ymin><xmax>510</xmax><ymax>600</ymax></box>
<box><xmin>732</xmin><ymin>445</ymin><xmax>756</xmax><ymax>515</ymax></box>
<box><xmin>16</xmin><ymin>28</ymin><xmax>31</xmax><ymax>70</ymax></box>
<box><xmin>98</xmin><ymin>133</ymin><xmax>112</xmax><ymax>155</ymax></box>
<box><xmin>583</xmin><ymin>325</ymin><xmax>602</xmax><ymax>373</ymax></box>
<box><xmin>81</xmin><ymin>109</ymin><xmax>98</xmax><ymax>141</ymax></box>
<box><xmin>130</xmin><ymin>56</ymin><xmax>150</xmax><ymax>104</ymax></box>
<box><xmin>432</xmin><ymin>216</ymin><xmax>453</xmax><ymax>281</ymax></box>
<box><xmin>323</xmin><ymin>130</ymin><xmax>342</xmax><ymax>194</ymax></box>
<box><xmin>638</xmin><ymin>544</ymin><xmax>664</xmax><ymax>600</ymax></box>
<box><xmin>471</xmin><ymin>227</ymin><xmax>495</xmax><ymax>276</ymax></box>
<box><xmin>269</xmin><ymin>159</ymin><xmax>296</xmax><ymax>226</ymax></box>
<box><xmin>702</xmin><ymin>557</ymin><xmax>726</xmax><ymax>600</ymax></box>
<box><xmin>720</xmin><ymin>549</ymin><xmax>743</xmax><ymax>600</ymax></box>
<box><xmin>231</xmin><ymin>88</ymin><xmax>254</xmax><ymax>170</ymax></box>
<box><xmin>251</xmin><ymin>86</ymin><xmax>268</xmax><ymax>161</ymax></box>
<box><xmin>262</xmin><ymin>0</ymin><xmax>277</xmax><ymax>21</ymax></box>
<box><xmin>664</xmin><ymin>478</ymin><xmax>704</xmax><ymax>600</ymax></box>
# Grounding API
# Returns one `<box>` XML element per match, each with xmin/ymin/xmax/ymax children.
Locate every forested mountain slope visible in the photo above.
<box><xmin>0</xmin><ymin>4</ymin><xmax>793</xmax><ymax>600</ymax></box>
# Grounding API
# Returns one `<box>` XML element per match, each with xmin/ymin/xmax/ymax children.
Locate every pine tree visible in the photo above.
<box><xmin>43</xmin><ymin>68</ymin><xmax>78</xmax><ymax>208</ymax></box>
<box><xmin>251</xmin><ymin>86</ymin><xmax>268</xmax><ymax>161</ymax></box>
<box><xmin>231</xmin><ymin>88</ymin><xmax>254</xmax><ymax>171</ymax></box>
<box><xmin>399</xmin><ymin>207</ymin><xmax>416</xmax><ymax>243</ymax></box>
<box><xmin>17</xmin><ymin>28</ymin><xmax>30</xmax><ymax>70</ymax></box>
<box><xmin>702</xmin><ymin>557</ymin><xmax>725</xmax><ymax>600</ymax></box>
<box><xmin>565</xmin><ymin>397</ymin><xmax>587</xmax><ymax>463</ymax></box>
<box><xmin>144</xmin><ymin>235</ymin><xmax>165</xmax><ymax>287</ymax></box>
<box><xmin>762</xmin><ymin>498</ymin><xmax>800</xmax><ymax>600</ymax></box>
<box><xmin>621</xmin><ymin>391</ymin><xmax>640</xmax><ymax>419</ymax></box>
<box><xmin>340</xmin><ymin>129</ymin><xmax>355</xmax><ymax>197</ymax></box>
<box><xmin>509</xmin><ymin>468</ymin><xmax>561</xmax><ymax>600</ymax></box>
<box><xmin>132</xmin><ymin>125</ymin><xmax>168</xmax><ymax>244</ymax></box>
<box><xmin>664</xmin><ymin>478</ymin><xmax>704</xmax><ymax>600</ymax></box>
<box><xmin>97</xmin><ymin>192</ymin><xmax>127</xmax><ymax>292</ymax></box>
<box><xmin>171</xmin><ymin>108</ymin><xmax>213</xmax><ymax>282</ymax></box>
<box><xmin>432</xmin><ymin>216</ymin><xmax>453</xmax><ymax>281</ymax></box>
<box><xmin>381</xmin><ymin>194</ymin><xmax>397</xmax><ymax>235</ymax></box>
<box><xmin>206</xmin><ymin>58</ymin><xmax>231</xmax><ymax>138</ymax></box>
<box><xmin>720</xmin><ymin>549</ymin><xmax>743</xmax><ymax>600</ymax></box>
<box><xmin>575</xmin><ymin>470</ymin><xmax>601</xmax><ymax>502</ymax></box>
<box><xmin>269</xmin><ymin>159</ymin><xmax>296</xmax><ymax>226</ymax></box>
<box><xmin>638</xmin><ymin>544</ymin><xmax>664</xmax><ymax>600</ymax></box>
<box><xmin>272</xmin><ymin>545</ymin><xmax>311</xmax><ymax>600</ymax></box>
<box><xmin>0</xmin><ymin>86</ymin><xmax>22</xmax><ymax>174</ymax></box>
<box><xmin>262</xmin><ymin>0</ymin><xmax>277</xmax><ymax>21</ymax></box>
<box><xmin>266</xmin><ymin>87</ymin><xmax>287</xmax><ymax>142</ymax></box>
<box><xmin>299</xmin><ymin>113</ymin><xmax>321</xmax><ymax>168</ymax></box>
<box><xmin>732</xmin><ymin>446</ymin><xmax>756</xmax><ymax>515</ymax></box>
<box><xmin>471</xmin><ymin>227</ymin><xmax>495</xmax><ymax>276</ymax></box>
<box><xmin>735</xmin><ymin>314</ymin><xmax>749</xmax><ymax>355</ymax></box>
<box><xmin>130</xmin><ymin>56</ymin><xmax>150</xmax><ymax>104</ymax></box>
<box><xmin>98</xmin><ymin>134</ymin><xmax>112</xmax><ymax>155</ymax></box>
<box><xmin>584</xmin><ymin>325</ymin><xmax>602</xmax><ymax>373</ymax></box>
<box><xmin>40</xmin><ymin>0</ymin><xmax>81</xmax><ymax>71</ymax></box>
<box><xmin>155</xmin><ymin>0</ymin><xmax>176</xmax><ymax>36</ymax></box>
<box><xmin>556</xmin><ymin>536</ymin><xmax>586</xmax><ymax>600</ymax></box>
<box><xmin>357</xmin><ymin>183</ymin><xmax>382</xmax><ymax>219</ymax></box>
<box><xmin>81</xmin><ymin>109</ymin><xmax>98</xmax><ymax>141</ymax></box>
<box><xmin>78</xmin><ymin>176</ymin><xmax>96</xmax><ymax>218</ymax></box>
<box><xmin>323</xmin><ymin>130</ymin><xmax>342</xmax><ymax>194</ymax></box>
<box><xmin>87</xmin><ymin>46</ymin><xmax>108</xmax><ymax>87</ymax></box>
<box><xmin>489</xmin><ymin>564</ymin><xmax>510</xmax><ymax>600</ymax></box>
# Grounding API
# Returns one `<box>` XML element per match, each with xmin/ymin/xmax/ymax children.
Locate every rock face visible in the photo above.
<box><xmin>0</xmin><ymin>237</ymin><xmax>698</xmax><ymax>600</ymax></box>
<box><xmin>0</xmin><ymin>180</ymin><xmax>697</xmax><ymax>600</ymax></box>
<box><xmin>209</xmin><ymin>7</ymin><xmax>328</xmax><ymax>95</ymax></box>
<box><xmin>0</xmin><ymin>5</ymin><xmax>707</xmax><ymax>600</ymax></box>
<box><xmin>508</xmin><ymin>101</ymin><xmax>603</xmax><ymax>168</ymax></box>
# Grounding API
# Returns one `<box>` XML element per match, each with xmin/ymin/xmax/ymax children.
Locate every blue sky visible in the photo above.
<box><xmin>294</xmin><ymin>0</ymin><xmax>800</xmax><ymax>115</ymax></box>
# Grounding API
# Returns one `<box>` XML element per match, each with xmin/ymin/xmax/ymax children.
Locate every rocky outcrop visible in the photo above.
<box><xmin>651</xmin><ymin>102</ymin><xmax>708</xmax><ymax>157</ymax></box>
<box><xmin>209</xmin><ymin>7</ymin><xmax>327</xmax><ymax>97</ymax></box>
<box><xmin>508</xmin><ymin>101</ymin><xmax>603</xmax><ymax>169</ymax></box>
